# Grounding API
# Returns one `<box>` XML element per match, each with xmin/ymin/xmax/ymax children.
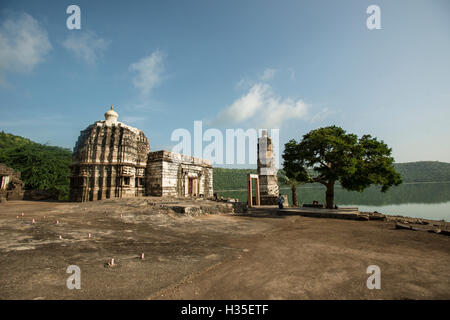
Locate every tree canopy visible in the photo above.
<box><xmin>282</xmin><ymin>126</ymin><xmax>402</xmax><ymax>208</ymax></box>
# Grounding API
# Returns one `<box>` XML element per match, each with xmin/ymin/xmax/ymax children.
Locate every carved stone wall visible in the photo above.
<box><xmin>147</xmin><ymin>150</ymin><xmax>213</xmax><ymax>198</ymax></box>
<box><xmin>70</xmin><ymin>108</ymin><xmax>150</xmax><ymax>202</ymax></box>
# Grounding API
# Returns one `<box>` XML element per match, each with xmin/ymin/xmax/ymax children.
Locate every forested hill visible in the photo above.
<box><xmin>393</xmin><ymin>161</ymin><xmax>450</xmax><ymax>183</ymax></box>
<box><xmin>0</xmin><ymin>132</ymin><xmax>72</xmax><ymax>199</ymax></box>
<box><xmin>1</xmin><ymin>132</ymin><xmax>450</xmax><ymax>198</ymax></box>
<box><xmin>214</xmin><ymin>162</ymin><xmax>450</xmax><ymax>191</ymax></box>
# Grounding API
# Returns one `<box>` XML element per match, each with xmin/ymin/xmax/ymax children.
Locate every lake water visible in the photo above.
<box><xmin>217</xmin><ymin>182</ymin><xmax>450</xmax><ymax>221</ymax></box>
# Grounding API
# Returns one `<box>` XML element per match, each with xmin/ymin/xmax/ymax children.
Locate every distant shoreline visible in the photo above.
<box><xmin>215</xmin><ymin>180</ymin><xmax>450</xmax><ymax>193</ymax></box>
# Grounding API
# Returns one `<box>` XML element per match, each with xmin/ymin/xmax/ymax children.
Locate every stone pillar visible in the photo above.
<box><xmin>257</xmin><ymin>130</ymin><xmax>279</xmax><ymax>205</ymax></box>
<box><xmin>247</xmin><ymin>174</ymin><xmax>260</xmax><ymax>207</ymax></box>
<box><xmin>247</xmin><ymin>174</ymin><xmax>253</xmax><ymax>207</ymax></box>
<box><xmin>255</xmin><ymin>176</ymin><xmax>260</xmax><ymax>206</ymax></box>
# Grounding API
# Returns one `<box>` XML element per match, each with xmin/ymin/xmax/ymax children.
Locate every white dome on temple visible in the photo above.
<box><xmin>104</xmin><ymin>105</ymin><xmax>118</xmax><ymax>124</ymax></box>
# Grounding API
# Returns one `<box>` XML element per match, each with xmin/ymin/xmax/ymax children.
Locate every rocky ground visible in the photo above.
<box><xmin>0</xmin><ymin>198</ymin><xmax>449</xmax><ymax>299</ymax></box>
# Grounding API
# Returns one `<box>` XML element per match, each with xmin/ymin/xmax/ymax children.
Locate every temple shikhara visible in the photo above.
<box><xmin>69</xmin><ymin>106</ymin><xmax>213</xmax><ymax>202</ymax></box>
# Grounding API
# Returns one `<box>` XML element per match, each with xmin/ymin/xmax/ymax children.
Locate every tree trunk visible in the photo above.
<box><xmin>325</xmin><ymin>181</ymin><xmax>334</xmax><ymax>209</ymax></box>
<box><xmin>291</xmin><ymin>184</ymin><xmax>299</xmax><ymax>207</ymax></box>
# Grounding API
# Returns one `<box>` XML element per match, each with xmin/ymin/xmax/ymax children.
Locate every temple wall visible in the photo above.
<box><xmin>70</xmin><ymin>121</ymin><xmax>150</xmax><ymax>202</ymax></box>
<box><xmin>147</xmin><ymin>150</ymin><xmax>213</xmax><ymax>198</ymax></box>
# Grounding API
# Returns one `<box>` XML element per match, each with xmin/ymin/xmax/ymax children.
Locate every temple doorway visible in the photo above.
<box><xmin>188</xmin><ymin>177</ymin><xmax>198</xmax><ymax>196</ymax></box>
<box><xmin>247</xmin><ymin>173</ymin><xmax>260</xmax><ymax>207</ymax></box>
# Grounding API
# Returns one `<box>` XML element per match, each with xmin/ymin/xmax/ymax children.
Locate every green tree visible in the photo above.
<box><xmin>279</xmin><ymin>175</ymin><xmax>300</xmax><ymax>207</ymax></box>
<box><xmin>282</xmin><ymin>126</ymin><xmax>402</xmax><ymax>208</ymax></box>
<box><xmin>0</xmin><ymin>132</ymin><xmax>71</xmax><ymax>200</ymax></box>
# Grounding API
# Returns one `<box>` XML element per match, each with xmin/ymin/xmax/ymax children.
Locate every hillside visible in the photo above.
<box><xmin>393</xmin><ymin>161</ymin><xmax>450</xmax><ymax>183</ymax></box>
<box><xmin>1</xmin><ymin>132</ymin><xmax>450</xmax><ymax>199</ymax></box>
<box><xmin>213</xmin><ymin>168</ymin><xmax>257</xmax><ymax>191</ymax></box>
<box><xmin>0</xmin><ymin>132</ymin><xmax>72</xmax><ymax>200</ymax></box>
<box><xmin>213</xmin><ymin>161</ymin><xmax>450</xmax><ymax>191</ymax></box>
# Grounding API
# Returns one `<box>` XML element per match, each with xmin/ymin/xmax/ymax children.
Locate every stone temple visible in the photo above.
<box><xmin>69</xmin><ymin>106</ymin><xmax>213</xmax><ymax>202</ymax></box>
<box><xmin>0</xmin><ymin>163</ymin><xmax>24</xmax><ymax>202</ymax></box>
<box><xmin>257</xmin><ymin>129</ymin><xmax>279</xmax><ymax>205</ymax></box>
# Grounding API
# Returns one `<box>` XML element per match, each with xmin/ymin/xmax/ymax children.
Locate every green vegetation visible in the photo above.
<box><xmin>393</xmin><ymin>161</ymin><xmax>450</xmax><ymax>183</ymax></box>
<box><xmin>213</xmin><ymin>168</ymin><xmax>257</xmax><ymax>191</ymax></box>
<box><xmin>218</xmin><ymin>182</ymin><xmax>450</xmax><ymax>207</ymax></box>
<box><xmin>282</xmin><ymin>126</ymin><xmax>402</xmax><ymax>208</ymax></box>
<box><xmin>213</xmin><ymin>161</ymin><xmax>450</xmax><ymax>192</ymax></box>
<box><xmin>1</xmin><ymin>132</ymin><xmax>450</xmax><ymax>203</ymax></box>
<box><xmin>0</xmin><ymin>132</ymin><xmax>72</xmax><ymax>200</ymax></box>
<box><xmin>278</xmin><ymin>175</ymin><xmax>302</xmax><ymax>207</ymax></box>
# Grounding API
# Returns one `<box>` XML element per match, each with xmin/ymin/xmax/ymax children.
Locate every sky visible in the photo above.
<box><xmin>0</xmin><ymin>0</ymin><xmax>449</xmax><ymax>167</ymax></box>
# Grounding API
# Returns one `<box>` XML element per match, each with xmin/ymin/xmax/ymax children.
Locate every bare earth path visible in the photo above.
<box><xmin>0</xmin><ymin>200</ymin><xmax>449</xmax><ymax>299</ymax></box>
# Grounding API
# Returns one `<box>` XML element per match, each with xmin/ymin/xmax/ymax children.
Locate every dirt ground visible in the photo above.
<box><xmin>0</xmin><ymin>198</ymin><xmax>449</xmax><ymax>300</ymax></box>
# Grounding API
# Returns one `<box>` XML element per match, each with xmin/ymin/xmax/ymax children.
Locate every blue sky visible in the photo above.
<box><xmin>0</xmin><ymin>0</ymin><xmax>449</xmax><ymax>166</ymax></box>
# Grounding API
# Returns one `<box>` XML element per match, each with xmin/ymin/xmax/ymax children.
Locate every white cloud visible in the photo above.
<box><xmin>214</xmin><ymin>83</ymin><xmax>308</xmax><ymax>128</ymax></box>
<box><xmin>129</xmin><ymin>50</ymin><xmax>165</xmax><ymax>97</ymax></box>
<box><xmin>62</xmin><ymin>30</ymin><xmax>110</xmax><ymax>65</ymax></box>
<box><xmin>261</xmin><ymin>68</ymin><xmax>277</xmax><ymax>81</ymax></box>
<box><xmin>0</xmin><ymin>12</ymin><xmax>52</xmax><ymax>83</ymax></box>
<box><xmin>309</xmin><ymin>107</ymin><xmax>335</xmax><ymax>123</ymax></box>
<box><xmin>218</xmin><ymin>83</ymin><xmax>268</xmax><ymax>123</ymax></box>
